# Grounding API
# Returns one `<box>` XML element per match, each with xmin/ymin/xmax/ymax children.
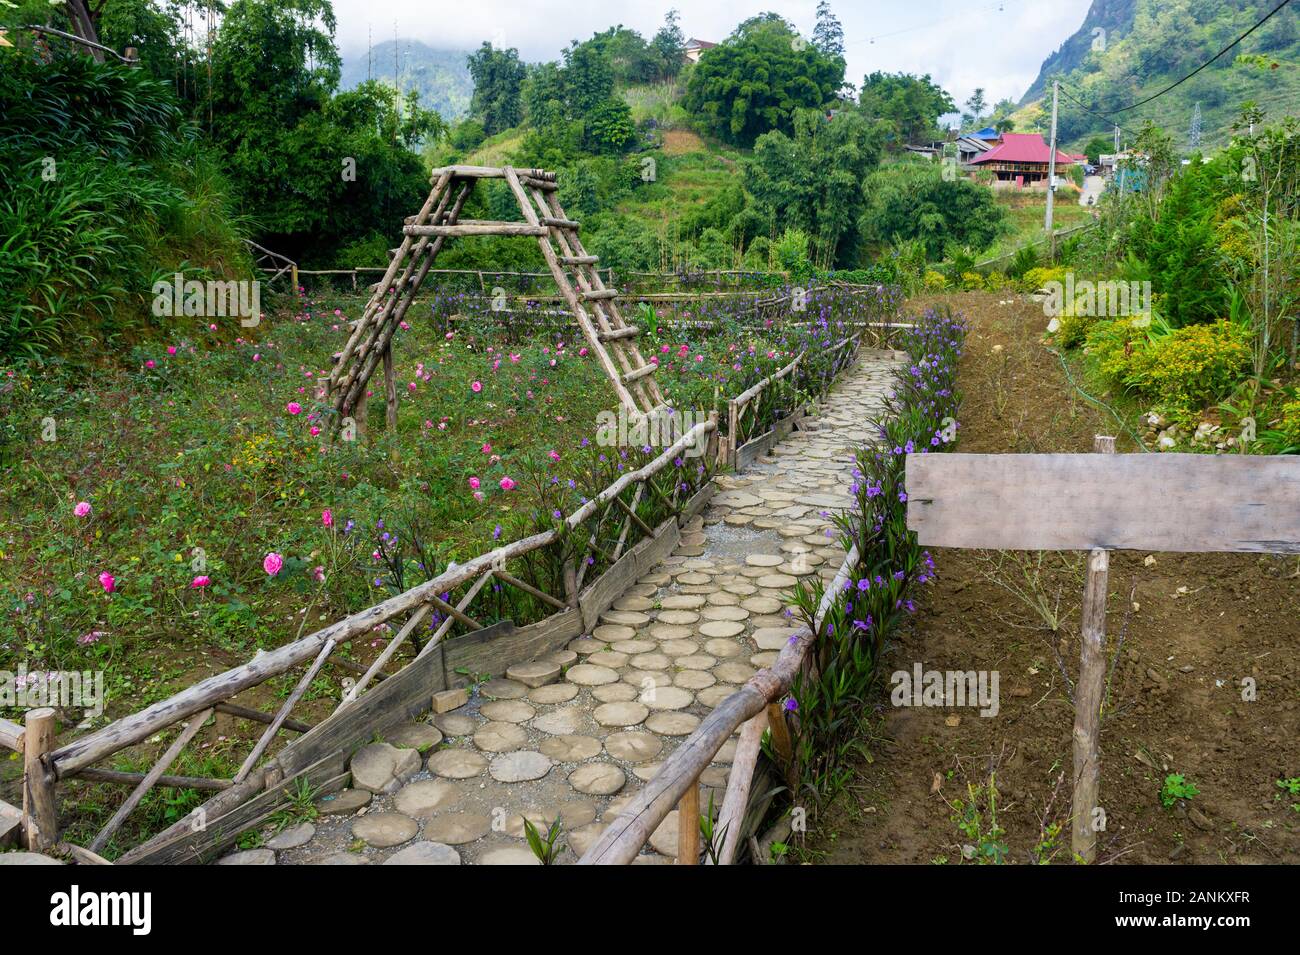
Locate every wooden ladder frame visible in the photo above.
<box><xmin>327</xmin><ymin>165</ymin><xmax>666</xmax><ymax>434</ymax></box>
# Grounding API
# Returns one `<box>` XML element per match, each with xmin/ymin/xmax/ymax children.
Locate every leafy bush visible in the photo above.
<box><xmin>1122</xmin><ymin>320</ymin><xmax>1253</xmax><ymax>411</ymax></box>
<box><xmin>859</xmin><ymin>160</ymin><xmax>1007</xmax><ymax>260</ymax></box>
<box><xmin>1019</xmin><ymin>266</ymin><xmax>1065</xmax><ymax>292</ymax></box>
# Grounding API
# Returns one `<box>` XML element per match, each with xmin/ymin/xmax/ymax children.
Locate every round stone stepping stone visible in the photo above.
<box><xmin>675</xmin><ymin>670</ymin><xmax>716</xmax><ymax>690</ymax></box>
<box><xmin>353</xmin><ymin>812</ymin><xmax>418</xmax><ymax>848</ymax></box>
<box><xmin>675</xmin><ymin>654</ymin><xmax>717</xmax><ymax>671</ymax></box>
<box><xmin>569</xmin><ymin>637</ymin><xmax>606</xmax><ymax>655</ymax></box>
<box><xmin>610</xmin><ymin>639</ymin><xmax>656</xmax><ymax>655</ymax></box>
<box><xmin>752</xmin><ymin>627</ymin><xmax>800</xmax><ymax>650</ymax></box>
<box><xmin>385</xmin><ymin>723</ymin><xmax>443</xmax><ymax>752</ymax></box>
<box><xmin>644</xmin><ymin>686</ymin><xmax>693</xmax><ymax>710</ymax></box>
<box><xmin>593</xmin><ymin>623</ymin><xmax>635</xmax><ymax>642</ymax></box>
<box><xmin>646</xmin><ymin>712</ymin><xmax>700</xmax><ymax>736</ymax></box>
<box><xmin>479</xmin><ymin>846</ymin><xmax>542</xmax><ymax>865</ymax></box>
<box><xmin>624</xmin><ymin>670</ymin><xmax>671</xmax><ymax>689</ymax></box>
<box><xmin>782</xmin><ymin>561</ymin><xmax>817</xmax><ymax>577</ymax></box>
<box><xmin>568</xmin><ymin>822</ymin><xmax>608</xmax><ymax>856</ymax></box>
<box><xmin>350</xmin><ymin>742</ymin><xmax>422</xmax><ymax>795</ymax></box>
<box><xmin>648</xmin><ymin>810</ymin><xmax>679</xmax><ymax>857</ymax></box>
<box><xmin>317</xmin><ymin>788</ymin><xmax>372</xmax><ymax>815</ymax></box>
<box><xmin>724</xmin><ymin>513</ymin><xmax>754</xmax><ymax>526</ymax></box>
<box><xmin>649</xmin><ymin>623</ymin><xmax>693</xmax><ymax>640</ymax></box>
<box><xmin>480</xmin><ymin>699</ymin><xmax>535</xmax><ymax>723</ymax></box>
<box><xmin>566</xmin><ymin>664</ymin><xmax>618</xmax><ymax>686</ymax></box>
<box><xmin>675</xmin><ymin>544</ymin><xmax>705</xmax><ymax>557</ymax></box>
<box><xmin>661</xmin><ymin>594</ymin><xmax>705</xmax><ymax>609</ymax></box>
<box><xmin>704</xmin><ymin>638</ymin><xmax>742</xmax><ymax>658</ymax></box>
<box><xmin>473</xmin><ymin>722</ymin><xmax>527</xmax><ymax>753</ymax></box>
<box><xmin>751</xmin><ymin>651</ymin><xmax>779</xmax><ymax>667</ymax></box>
<box><xmin>714</xmin><ymin>739</ymin><xmax>738</xmax><ymax>763</ymax></box>
<box><xmin>480</xmin><ymin>678</ymin><xmax>527</xmax><ymax>699</ymax></box>
<box><xmin>745</xmin><ymin>554</ymin><xmax>784</xmax><ymax>567</ymax></box>
<box><xmin>698</xmin><ymin>685</ymin><xmax>735</xmax><ymax>708</ymax></box>
<box><xmin>741</xmin><ymin>596</ymin><xmax>784</xmax><ymax>614</ymax></box>
<box><xmin>722</xmin><ymin>581</ymin><xmax>757</xmax><ymax>596</ymax></box>
<box><xmin>604</xmin><ymin>731</ymin><xmax>662</xmax><ymax>762</ymax></box>
<box><xmin>706</xmin><ymin>591</ymin><xmax>739</xmax><ymax>606</ymax></box>
<box><xmin>587</xmin><ymin>650</ymin><xmax>629</xmax><ymax>669</ymax></box>
<box><xmin>383</xmin><ymin>841</ymin><xmax>461</xmax><ymax>865</ymax></box>
<box><xmin>740</xmin><ymin>566</ymin><xmax>771</xmax><ymax>579</ymax></box>
<box><xmin>506</xmin><ymin>661</ymin><xmax>561</xmax><ymax>688</ymax></box>
<box><xmin>678</xmin><ymin>572</ymin><xmax>712</xmax><ymax>585</ymax></box>
<box><xmin>309</xmin><ymin>852</ymin><xmax>368</xmax><ymax>865</ymax></box>
<box><xmin>506</xmin><ymin>800</ymin><xmax>598</xmax><ymax>836</ymax></box>
<box><xmin>540</xmin><ymin>735</ymin><xmax>602</xmax><ymax>761</ymax></box>
<box><xmin>613</xmin><ymin>595</ymin><xmax>654</xmax><ymax>612</ymax></box>
<box><xmin>752</xmin><ymin>614</ymin><xmax>794</xmax><ymax>629</ymax></box>
<box><xmin>266</xmin><ymin>822</ymin><xmax>315</xmax><ymax>850</ymax></box>
<box><xmin>570</xmin><ymin>763</ymin><xmax>626</xmax><ymax>796</ymax></box>
<box><xmin>490</xmin><ymin>750</ymin><xmax>553</xmax><ymax>783</ymax></box>
<box><xmin>638</xmin><ymin>572</ymin><xmax>671</xmax><ymax>586</ymax></box>
<box><xmin>540</xmin><ymin>649</ymin><xmax>578</xmax><ymax>668</ymax></box>
<box><xmin>592</xmin><ymin>682</ymin><xmax>637</xmax><ymax>703</ymax></box>
<box><xmin>218</xmin><ymin>848</ymin><xmax>276</xmax><ymax>865</ymax></box>
<box><xmin>699</xmin><ymin>620</ymin><xmax>744</xmax><ymax>639</ymax></box>
<box><xmin>393</xmin><ymin>779</ymin><xmax>460</xmax><ymax>817</ymax></box>
<box><xmin>600</xmin><ymin>610</ymin><xmax>650</xmax><ymax>626</ymax></box>
<box><xmin>531</xmin><ymin>707</ymin><xmax>589</xmax><ymax>735</ymax></box>
<box><xmin>657</xmin><ymin>609</ymin><xmax>700</xmax><ymax>625</ymax></box>
<box><xmin>432</xmin><ymin>713</ymin><xmax>478</xmax><ymax>737</ymax></box>
<box><xmin>423</xmin><ymin>813</ymin><xmax>491</xmax><ymax>845</ymax></box>
<box><xmin>594</xmin><ymin>701</ymin><xmax>649</xmax><ymax>727</ymax></box>
<box><xmin>714</xmin><ymin>661</ymin><xmax>757</xmax><ymax>683</ymax></box>
<box><xmin>427</xmin><ymin>748</ymin><xmax>488</xmax><ymax>779</ymax></box>
<box><xmin>626</xmin><ymin>583</ymin><xmax>657</xmax><ymax>597</ymax></box>
<box><xmin>629</xmin><ymin>652</ymin><xmax>669</xmax><ymax>670</ymax></box>
<box><xmin>702</xmin><ymin>605</ymin><xmax>749</xmax><ymax>622</ymax></box>
<box><xmin>757</xmin><ymin>573</ymin><xmax>798</xmax><ymax>588</ymax></box>
<box><xmin>529</xmin><ymin>683</ymin><xmax>578</xmax><ymax>704</ymax></box>
<box><xmin>632</xmin><ymin>762</ymin><xmax>663</xmax><ymax>782</ymax></box>
<box><xmin>659</xmin><ymin>639</ymin><xmax>699</xmax><ymax>656</ymax></box>
<box><xmin>701</xmin><ymin>766</ymin><xmax>730</xmax><ymax>788</ymax></box>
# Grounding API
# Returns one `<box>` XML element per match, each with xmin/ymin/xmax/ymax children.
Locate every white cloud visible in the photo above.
<box><xmin>328</xmin><ymin>0</ymin><xmax>1092</xmax><ymax>106</ymax></box>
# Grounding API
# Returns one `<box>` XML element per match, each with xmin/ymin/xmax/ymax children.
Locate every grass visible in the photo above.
<box><xmin>977</xmin><ymin>189</ymin><xmax>1094</xmax><ymax>263</ymax></box>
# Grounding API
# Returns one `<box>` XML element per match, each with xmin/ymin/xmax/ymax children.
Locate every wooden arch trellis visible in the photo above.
<box><xmin>326</xmin><ymin>165</ymin><xmax>666</xmax><ymax>432</ymax></box>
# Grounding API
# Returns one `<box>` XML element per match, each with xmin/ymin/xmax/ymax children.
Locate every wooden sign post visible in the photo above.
<box><xmin>906</xmin><ymin>441</ymin><xmax>1299</xmax><ymax>863</ymax></box>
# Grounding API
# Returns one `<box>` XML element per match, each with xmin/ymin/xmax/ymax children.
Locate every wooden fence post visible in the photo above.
<box><xmin>1071</xmin><ymin>434</ymin><xmax>1115</xmax><ymax>863</ymax></box>
<box><xmin>23</xmin><ymin>708</ymin><xmax>58</xmax><ymax>851</ymax></box>
<box><xmin>383</xmin><ymin>343</ymin><xmax>398</xmax><ymax>433</ymax></box>
<box><xmin>677</xmin><ymin>777</ymin><xmax>700</xmax><ymax>865</ymax></box>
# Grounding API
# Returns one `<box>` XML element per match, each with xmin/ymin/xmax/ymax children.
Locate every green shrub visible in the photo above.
<box><xmin>1122</xmin><ymin>320</ymin><xmax>1252</xmax><ymax>411</ymax></box>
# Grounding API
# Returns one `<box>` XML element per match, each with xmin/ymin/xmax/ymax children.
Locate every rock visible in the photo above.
<box><xmin>489</xmin><ymin>750</ymin><xmax>553</xmax><ymax>783</ymax></box>
<box><xmin>506</xmin><ymin>661</ymin><xmax>561</xmax><ymax>688</ymax></box>
<box><xmin>383</xmin><ymin>841</ymin><xmax>462</xmax><ymax>865</ymax></box>
<box><xmin>569</xmin><ymin>763</ymin><xmax>626</xmax><ymax>796</ymax></box>
<box><xmin>422</xmin><ymin>813</ymin><xmax>491</xmax><ymax>845</ymax></box>
<box><xmin>433</xmin><ymin>687</ymin><xmax>469</xmax><ymax>713</ymax></box>
<box><xmin>432</xmin><ymin>712</ymin><xmax>478</xmax><ymax>736</ymax></box>
<box><xmin>265</xmin><ymin>822</ymin><xmax>316</xmax><ymax>850</ymax></box>
<box><xmin>393</xmin><ymin>779</ymin><xmax>461</xmax><ymax>817</ymax></box>
<box><xmin>427</xmin><ymin>748</ymin><xmax>488</xmax><ymax>779</ymax></box>
<box><xmin>478</xmin><ymin>846</ymin><xmax>543</xmax><ymax>865</ymax></box>
<box><xmin>594</xmin><ymin>701</ymin><xmax>649</xmax><ymax>727</ymax></box>
<box><xmin>539</xmin><ymin>734</ymin><xmax>603</xmax><ymax>761</ymax></box>
<box><xmin>350</xmin><ymin>742</ymin><xmax>422</xmax><ymax>794</ymax></box>
<box><xmin>352</xmin><ymin>812</ymin><xmax>419</xmax><ymax>848</ymax></box>
<box><xmin>1188</xmin><ymin>807</ymin><xmax>1213</xmax><ymax>831</ymax></box>
<box><xmin>480</xmin><ymin>678</ymin><xmax>528</xmax><ymax>699</ymax></box>
<box><xmin>473</xmin><ymin>721</ymin><xmax>528</xmax><ymax>753</ymax></box>
<box><xmin>479</xmin><ymin>699</ymin><xmax>535</xmax><ymax>723</ymax></box>
<box><xmin>385</xmin><ymin>723</ymin><xmax>443</xmax><ymax>752</ymax></box>
<box><xmin>316</xmin><ymin>788</ymin><xmax>372</xmax><ymax>815</ymax></box>
<box><xmin>217</xmin><ymin>848</ymin><xmax>276</xmax><ymax>865</ymax></box>
<box><xmin>310</xmin><ymin>852</ymin><xmax>369</xmax><ymax>865</ymax></box>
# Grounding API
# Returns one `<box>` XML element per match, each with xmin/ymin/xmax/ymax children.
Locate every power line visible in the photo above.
<box><xmin>846</xmin><ymin>0</ymin><xmax>1023</xmax><ymax>48</ymax></box>
<box><xmin>1110</xmin><ymin>0</ymin><xmax>1293</xmax><ymax>112</ymax></box>
<box><xmin>1057</xmin><ymin>82</ymin><xmax>1138</xmax><ymax>139</ymax></box>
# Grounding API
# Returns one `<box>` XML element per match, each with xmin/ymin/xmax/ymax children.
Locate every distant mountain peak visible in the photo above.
<box><xmin>341</xmin><ymin>39</ymin><xmax>472</xmax><ymax>120</ymax></box>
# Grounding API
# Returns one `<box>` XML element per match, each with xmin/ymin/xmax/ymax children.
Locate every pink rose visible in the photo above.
<box><xmin>263</xmin><ymin>552</ymin><xmax>284</xmax><ymax>576</ymax></box>
<box><xmin>191</xmin><ymin>575</ymin><xmax>211</xmax><ymax>588</ymax></box>
<box><xmin>74</xmin><ymin>501</ymin><xmax>92</xmax><ymax>518</ymax></box>
<box><xmin>469</xmin><ymin>477</ymin><xmax>481</xmax><ymax>490</ymax></box>
<box><xmin>322</xmin><ymin>509</ymin><xmax>333</xmax><ymax>528</ymax></box>
<box><xmin>98</xmin><ymin>572</ymin><xmax>116</xmax><ymax>594</ymax></box>
<box><xmin>471</xmin><ymin>381</ymin><xmax>482</xmax><ymax>393</ymax></box>
<box><xmin>499</xmin><ymin>477</ymin><xmax>516</xmax><ymax>491</ymax></box>
<box><xmin>286</xmin><ymin>402</ymin><xmax>302</xmax><ymax>415</ymax></box>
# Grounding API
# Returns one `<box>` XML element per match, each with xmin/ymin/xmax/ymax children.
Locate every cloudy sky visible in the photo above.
<box><xmin>330</xmin><ymin>0</ymin><xmax>1093</xmax><ymax>107</ymax></box>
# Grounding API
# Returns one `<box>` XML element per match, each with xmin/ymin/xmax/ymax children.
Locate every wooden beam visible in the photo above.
<box><xmin>677</xmin><ymin>779</ymin><xmax>700</xmax><ymax>864</ymax></box>
<box><xmin>906</xmin><ymin>453</ymin><xmax>1300</xmax><ymax>554</ymax></box>
<box><xmin>234</xmin><ymin>640</ymin><xmax>335</xmax><ymax>784</ymax></box>
<box><xmin>713</xmin><ymin>710</ymin><xmax>768</xmax><ymax>865</ymax></box>
<box><xmin>403</xmin><ymin>223</ymin><xmax>548</xmax><ymax>237</ymax></box>
<box><xmin>0</xmin><ymin>717</ymin><xmax>22</xmax><ymax>753</ymax></box>
<box><xmin>214</xmin><ymin>702</ymin><xmax>312</xmax><ymax>734</ymax></box>
<box><xmin>72</xmin><ymin>768</ymin><xmax>232</xmax><ymax>792</ymax></box>
<box><xmin>22</xmin><ymin>708</ymin><xmax>58</xmax><ymax>850</ymax></box>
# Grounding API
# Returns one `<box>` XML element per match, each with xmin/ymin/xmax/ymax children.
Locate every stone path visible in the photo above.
<box><xmin>217</xmin><ymin>350</ymin><xmax>905</xmax><ymax>866</ymax></box>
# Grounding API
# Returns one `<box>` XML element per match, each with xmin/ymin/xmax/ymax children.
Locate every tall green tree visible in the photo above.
<box><xmin>859</xmin><ymin>160</ymin><xmax>1007</xmax><ymax>259</ymax></box>
<box><xmin>812</xmin><ymin>1</ymin><xmax>844</xmax><ymax>58</ymax></box>
<box><xmin>467</xmin><ymin>42</ymin><xmax>526</xmax><ymax>135</ymax></box>
<box><xmin>684</xmin><ymin>14</ymin><xmax>844</xmax><ymax>147</ymax></box>
<box><xmin>857</xmin><ymin>72</ymin><xmax>954</xmax><ymax>148</ymax></box>
<box><xmin>651</xmin><ymin>9</ymin><xmax>686</xmax><ymax>80</ymax></box>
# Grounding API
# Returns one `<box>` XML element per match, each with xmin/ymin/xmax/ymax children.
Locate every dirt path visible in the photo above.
<box><xmin>808</xmin><ymin>293</ymin><xmax>1300</xmax><ymax>866</ymax></box>
<box><xmin>214</xmin><ymin>347</ymin><xmax>907</xmax><ymax>865</ymax></box>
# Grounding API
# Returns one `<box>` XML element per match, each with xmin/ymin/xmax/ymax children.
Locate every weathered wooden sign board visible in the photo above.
<box><xmin>906</xmin><ymin>442</ymin><xmax>1300</xmax><ymax>863</ymax></box>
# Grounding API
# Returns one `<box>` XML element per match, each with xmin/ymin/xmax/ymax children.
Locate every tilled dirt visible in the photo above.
<box><xmin>808</xmin><ymin>292</ymin><xmax>1300</xmax><ymax>865</ymax></box>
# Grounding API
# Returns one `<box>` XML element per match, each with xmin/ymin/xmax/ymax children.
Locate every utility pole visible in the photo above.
<box><xmin>1045</xmin><ymin>79</ymin><xmax>1060</xmax><ymax>260</ymax></box>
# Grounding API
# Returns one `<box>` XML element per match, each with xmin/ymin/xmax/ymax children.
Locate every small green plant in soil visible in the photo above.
<box><xmin>1276</xmin><ymin>777</ymin><xmax>1300</xmax><ymax>814</ymax></box>
<box><xmin>1160</xmin><ymin>773</ymin><xmax>1201</xmax><ymax>808</ymax></box>
<box><xmin>949</xmin><ymin>775</ymin><xmax>1009</xmax><ymax>865</ymax></box>
<box><xmin>522</xmin><ymin>816</ymin><xmax>565</xmax><ymax>864</ymax></box>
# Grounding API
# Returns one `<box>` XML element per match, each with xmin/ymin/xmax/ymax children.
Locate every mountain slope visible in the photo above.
<box><xmin>1021</xmin><ymin>0</ymin><xmax>1300</xmax><ymax>149</ymax></box>
<box><xmin>341</xmin><ymin>39</ymin><xmax>472</xmax><ymax>121</ymax></box>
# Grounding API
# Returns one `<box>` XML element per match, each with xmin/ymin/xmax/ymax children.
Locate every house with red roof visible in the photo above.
<box><xmin>968</xmin><ymin>132</ymin><xmax>1076</xmax><ymax>188</ymax></box>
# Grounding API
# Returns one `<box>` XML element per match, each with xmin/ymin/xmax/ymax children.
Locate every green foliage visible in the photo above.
<box><xmin>951</xmin><ymin>777</ymin><xmax>1009</xmax><ymax>864</ymax></box>
<box><xmin>857</xmin><ymin>71</ymin><xmax>955</xmax><ymax>149</ymax></box>
<box><xmin>774</xmin><ymin>229</ymin><xmax>814</xmax><ymax>285</ymax></box>
<box><xmin>859</xmin><ymin>161</ymin><xmax>1007</xmax><ymax>259</ymax></box>
<box><xmin>584</xmin><ymin>98</ymin><xmax>635</xmax><ymax>154</ymax></box>
<box><xmin>746</xmin><ymin>109</ymin><xmax>882</xmax><ymax>268</ymax></box>
<box><xmin>522</xmin><ymin>816</ymin><xmax>565</xmax><ymax>864</ymax></box>
<box><xmin>683</xmin><ymin>14</ymin><xmax>844</xmax><ymax>147</ymax></box>
<box><xmin>1160</xmin><ymin>773</ymin><xmax>1201</xmax><ymax>808</ymax></box>
<box><xmin>467</xmin><ymin>42</ymin><xmax>526</xmax><ymax>134</ymax></box>
<box><xmin>1082</xmin><ymin>136</ymin><xmax>1112</xmax><ymax>165</ymax></box>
